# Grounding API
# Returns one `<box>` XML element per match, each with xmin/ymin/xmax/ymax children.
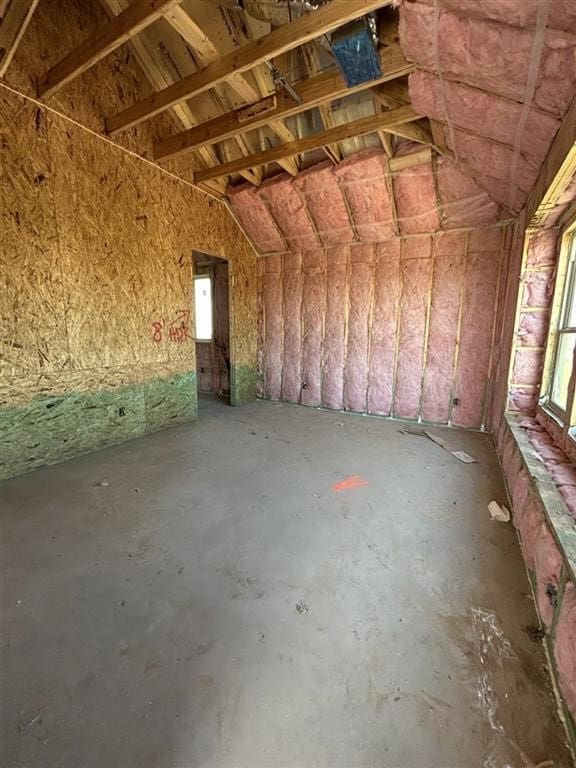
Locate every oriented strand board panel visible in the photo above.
<box><xmin>0</xmin><ymin>88</ymin><xmax>258</xmax><ymax>479</ymax></box>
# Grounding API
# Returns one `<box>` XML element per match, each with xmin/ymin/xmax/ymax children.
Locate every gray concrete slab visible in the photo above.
<box><xmin>1</xmin><ymin>396</ymin><xmax>572</xmax><ymax>767</ymax></box>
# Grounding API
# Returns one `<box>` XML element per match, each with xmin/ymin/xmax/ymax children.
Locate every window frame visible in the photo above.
<box><xmin>193</xmin><ymin>273</ymin><xmax>214</xmax><ymax>343</ymax></box>
<box><xmin>541</xmin><ymin>222</ymin><xmax>576</xmax><ymax>432</ymax></box>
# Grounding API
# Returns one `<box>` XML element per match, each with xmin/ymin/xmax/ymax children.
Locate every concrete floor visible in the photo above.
<box><xmin>1</xmin><ymin>395</ymin><xmax>572</xmax><ymax>767</ymax></box>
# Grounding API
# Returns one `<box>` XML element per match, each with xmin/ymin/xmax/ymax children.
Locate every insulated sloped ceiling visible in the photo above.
<box><xmin>229</xmin><ymin>149</ymin><xmax>503</xmax><ymax>254</ymax></box>
<box><xmin>228</xmin><ymin>0</ymin><xmax>575</xmax><ymax>238</ymax></box>
<box><xmin>399</xmin><ymin>0</ymin><xmax>576</xmax><ymax>213</ymax></box>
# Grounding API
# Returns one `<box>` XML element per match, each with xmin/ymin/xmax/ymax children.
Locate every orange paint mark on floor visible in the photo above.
<box><xmin>332</xmin><ymin>475</ymin><xmax>369</xmax><ymax>492</ymax></box>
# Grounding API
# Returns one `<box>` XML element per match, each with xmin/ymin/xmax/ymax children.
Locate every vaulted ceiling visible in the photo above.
<box><xmin>1</xmin><ymin>0</ymin><xmax>575</xmax><ymax>223</ymax></box>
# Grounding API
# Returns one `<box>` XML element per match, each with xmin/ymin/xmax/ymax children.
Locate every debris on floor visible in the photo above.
<box><xmin>399</xmin><ymin>427</ymin><xmax>477</xmax><ymax>463</ymax></box>
<box><xmin>296</xmin><ymin>601</ymin><xmax>309</xmax><ymax>615</ymax></box>
<box><xmin>488</xmin><ymin>500</ymin><xmax>511</xmax><ymax>523</ymax></box>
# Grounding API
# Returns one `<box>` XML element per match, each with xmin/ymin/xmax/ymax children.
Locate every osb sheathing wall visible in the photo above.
<box><xmin>0</xmin><ymin>90</ymin><xmax>257</xmax><ymax>481</ymax></box>
<box><xmin>258</xmin><ymin>226</ymin><xmax>512</xmax><ymax>429</ymax></box>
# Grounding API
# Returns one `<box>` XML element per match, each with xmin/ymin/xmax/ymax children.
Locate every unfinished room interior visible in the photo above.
<box><xmin>2</xmin><ymin>0</ymin><xmax>576</xmax><ymax>765</ymax></box>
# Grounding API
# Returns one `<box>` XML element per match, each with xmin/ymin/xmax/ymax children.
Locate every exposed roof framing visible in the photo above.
<box><xmin>98</xmin><ymin>0</ymin><xmax>228</xmax><ymax>197</ymax></box>
<box><xmin>38</xmin><ymin>0</ymin><xmax>182</xmax><ymax>99</ymax></box>
<box><xmin>31</xmin><ymin>0</ymin><xmax>433</xmax><ymax>193</ymax></box>
<box><xmin>195</xmin><ymin>105</ymin><xmax>422</xmax><ymax>182</ymax></box>
<box><xmin>105</xmin><ymin>0</ymin><xmax>392</xmax><ymax>135</ymax></box>
<box><xmin>0</xmin><ymin>0</ymin><xmax>40</xmax><ymax>77</ymax></box>
<box><xmin>153</xmin><ymin>44</ymin><xmax>413</xmax><ymax>162</ymax></box>
<box><xmin>164</xmin><ymin>5</ymin><xmax>298</xmax><ymax>178</ymax></box>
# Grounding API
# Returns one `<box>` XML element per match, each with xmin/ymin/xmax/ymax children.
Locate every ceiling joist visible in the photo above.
<box><xmin>105</xmin><ymin>0</ymin><xmax>392</xmax><ymax>135</ymax></box>
<box><xmin>98</xmin><ymin>0</ymin><xmax>228</xmax><ymax>196</ymax></box>
<box><xmin>0</xmin><ymin>0</ymin><xmax>40</xmax><ymax>78</ymax></box>
<box><xmin>196</xmin><ymin>105</ymin><xmax>422</xmax><ymax>182</ymax></box>
<box><xmin>153</xmin><ymin>45</ymin><xmax>413</xmax><ymax>162</ymax></box>
<box><xmin>165</xmin><ymin>6</ymin><xmax>298</xmax><ymax>179</ymax></box>
<box><xmin>38</xmin><ymin>0</ymin><xmax>182</xmax><ymax>99</ymax></box>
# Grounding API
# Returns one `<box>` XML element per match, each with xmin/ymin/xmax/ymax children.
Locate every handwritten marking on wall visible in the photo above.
<box><xmin>152</xmin><ymin>310</ymin><xmax>192</xmax><ymax>343</ymax></box>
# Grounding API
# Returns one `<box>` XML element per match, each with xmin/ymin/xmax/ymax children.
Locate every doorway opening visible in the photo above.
<box><xmin>193</xmin><ymin>252</ymin><xmax>231</xmax><ymax>409</ymax></box>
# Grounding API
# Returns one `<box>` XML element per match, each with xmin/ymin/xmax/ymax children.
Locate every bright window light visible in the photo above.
<box><xmin>194</xmin><ymin>276</ymin><xmax>213</xmax><ymax>341</ymax></box>
<box><xmin>548</xmin><ymin>231</ymin><xmax>576</xmax><ymax>417</ymax></box>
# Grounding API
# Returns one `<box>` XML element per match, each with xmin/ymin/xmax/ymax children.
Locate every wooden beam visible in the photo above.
<box><xmin>105</xmin><ymin>0</ymin><xmax>393</xmax><ymax>134</ymax></box>
<box><xmin>163</xmin><ymin>5</ymin><xmax>260</xmax><ymax>104</ymax></box>
<box><xmin>526</xmin><ymin>92</ymin><xmax>576</xmax><ymax>227</ymax></box>
<box><xmin>370</xmin><ymin>79</ymin><xmax>410</xmax><ymax>109</ymax></box>
<box><xmin>98</xmin><ymin>0</ymin><xmax>228</xmax><ymax>196</ymax></box>
<box><xmin>196</xmin><ymin>105</ymin><xmax>421</xmax><ymax>182</ymax></box>
<box><xmin>0</xmin><ymin>0</ymin><xmax>39</xmax><ymax>77</ymax></box>
<box><xmin>378</xmin><ymin>130</ymin><xmax>394</xmax><ymax>157</ymax></box>
<box><xmin>381</xmin><ymin>119</ymin><xmax>433</xmax><ymax>146</ymax></box>
<box><xmin>38</xmin><ymin>0</ymin><xmax>182</xmax><ymax>98</ymax></box>
<box><xmin>153</xmin><ymin>45</ymin><xmax>412</xmax><ymax>161</ymax></box>
<box><xmin>429</xmin><ymin>119</ymin><xmax>449</xmax><ymax>155</ymax></box>
<box><xmin>301</xmin><ymin>41</ymin><xmax>341</xmax><ymax>162</ymax></box>
<box><xmin>389</xmin><ymin>147</ymin><xmax>432</xmax><ymax>172</ymax></box>
<box><xmin>166</xmin><ymin>7</ymin><xmax>298</xmax><ymax>177</ymax></box>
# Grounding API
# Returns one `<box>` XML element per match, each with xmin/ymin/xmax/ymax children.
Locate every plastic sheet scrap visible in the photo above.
<box><xmin>471</xmin><ymin>608</ymin><xmax>549</xmax><ymax>768</ymax></box>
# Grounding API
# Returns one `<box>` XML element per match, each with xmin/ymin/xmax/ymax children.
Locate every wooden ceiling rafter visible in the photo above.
<box><xmin>195</xmin><ymin>105</ymin><xmax>422</xmax><ymax>183</ymax></box>
<box><xmin>0</xmin><ymin>0</ymin><xmax>40</xmax><ymax>78</ymax></box>
<box><xmin>37</xmin><ymin>0</ymin><xmax>182</xmax><ymax>99</ymax></box>
<box><xmin>104</xmin><ymin>0</ymin><xmax>393</xmax><ymax>135</ymax></box>
<box><xmin>301</xmin><ymin>41</ymin><xmax>341</xmax><ymax>164</ymax></box>
<box><xmin>153</xmin><ymin>44</ymin><xmax>413</xmax><ymax>162</ymax></box>
<box><xmin>162</xmin><ymin>4</ymin><xmax>266</xmax><ymax>186</ymax></box>
<box><xmin>166</xmin><ymin>7</ymin><xmax>299</xmax><ymax>179</ymax></box>
<box><xmin>98</xmin><ymin>0</ymin><xmax>228</xmax><ymax>197</ymax></box>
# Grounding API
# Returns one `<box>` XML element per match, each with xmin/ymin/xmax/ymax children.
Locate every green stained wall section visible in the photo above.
<box><xmin>230</xmin><ymin>365</ymin><xmax>258</xmax><ymax>406</ymax></box>
<box><xmin>0</xmin><ymin>373</ymin><xmax>197</xmax><ymax>481</ymax></box>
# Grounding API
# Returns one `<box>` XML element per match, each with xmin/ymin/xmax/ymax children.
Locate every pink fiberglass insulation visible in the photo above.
<box><xmin>368</xmin><ymin>240</ymin><xmax>402</xmax><ymax>416</ymax></box>
<box><xmin>344</xmin><ymin>245</ymin><xmax>373</xmax><ymax>412</ymax></box>
<box><xmin>449</xmin><ymin>130</ymin><xmax>540</xmax><ymax>194</ymax></box>
<box><xmin>335</xmin><ymin>150</ymin><xmax>396</xmax><ymax>241</ymax></box>
<box><xmin>549</xmin><ymin>463</ymin><xmax>576</xmax><ymax>489</ymax></box>
<box><xmin>409</xmin><ymin>0</ymin><xmax>576</xmax><ymax>36</ymax></box>
<box><xmin>293</xmin><ymin>162</ymin><xmax>354</xmax><ymax>246</ymax></box>
<box><xmin>526</xmin><ymin>229</ymin><xmax>559</xmax><ymax>267</ymax></box>
<box><xmin>512</xmin><ymin>349</ymin><xmax>544</xmax><ymax>386</ymax></box>
<box><xmin>527</xmin><ymin>431</ymin><xmax>568</xmax><ymax>465</ymax></box>
<box><xmin>532</xmin><ymin>522</ymin><xmax>564</xmax><ymax>628</ymax></box>
<box><xmin>452</xmin><ymin>229</ymin><xmax>502</xmax><ymax>428</ymax></box>
<box><xmin>512</xmin><ymin>488</ymin><xmax>545</xmax><ymax>571</ymax></box>
<box><xmin>257</xmin><ymin>175</ymin><xmax>320</xmax><ymax>252</ymax></box>
<box><xmin>263</xmin><ymin>256</ymin><xmax>283</xmax><ymax>400</ymax></box>
<box><xmin>322</xmin><ymin>246</ymin><xmax>348</xmax><ymax>410</ymax></box>
<box><xmin>555</xmin><ymin>582</ymin><xmax>576</xmax><ymax>721</ymax></box>
<box><xmin>467</xmin><ymin>172</ymin><xmax>525</xmax><ymax>214</ymax></box>
<box><xmin>227</xmin><ymin>184</ymin><xmax>285</xmax><ymax>253</ymax></box>
<box><xmin>436</xmin><ymin>160</ymin><xmax>500</xmax><ymax>228</ymax></box>
<box><xmin>393</xmin><ymin>162</ymin><xmax>440</xmax><ymax>235</ymax></box>
<box><xmin>522</xmin><ymin>269</ymin><xmax>555</xmax><ymax>308</ymax></box>
<box><xmin>517</xmin><ymin>313</ymin><xmax>549</xmax><ymax>347</ymax></box>
<box><xmin>394</xmin><ymin>238</ymin><xmax>432</xmax><ymax>419</ymax></box>
<box><xmin>301</xmin><ymin>251</ymin><xmax>325</xmax><ymax>407</ymax></box>
<box><xmin>399</xmin><ymin>2</ymin><xmax>576</xmax><ymax>118</ymax></box>
<box><xmin>281</xmin><ymin>254</ymin><xmax>303</xmax><ymax>404</ymax></box>
<box><xmin>422</xmin><ymin>232</ymin><xmax>466</xmax><ymax>423</ymax></box>
<box><xmin>508</xmin><ymin>389</ymin><xmax>539</xmax><ymax>413</ymax></box>
<box><xmin>409</xmin><ymin>71</ymin><xmax>560</xmax><ymax>167</ymax></box>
